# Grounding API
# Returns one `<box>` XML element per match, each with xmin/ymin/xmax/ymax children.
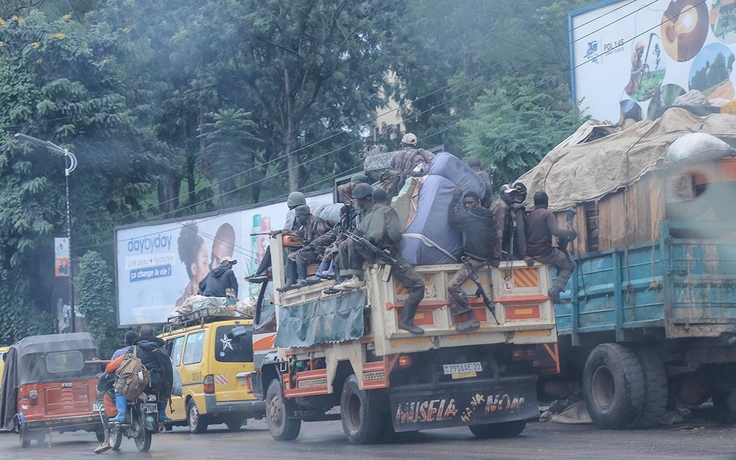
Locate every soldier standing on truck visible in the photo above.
<box><xmin>447</xmin><ymin>186</ymin><xmax>498</xmax><ymax>332</ymax></box>
<box><xmin>526</xmin><ymin>191</ymin><xmax>577</xmax><ymax>303</ymax></box>
<box><xmin>447</xmin><ymin>186</ymin><xmax>496</xmax><ymax>332</ymax></box>
<box><xmin>335</xmin><ymin>188</ymin><xmax>426</xmax><ymax>335</ymax></box>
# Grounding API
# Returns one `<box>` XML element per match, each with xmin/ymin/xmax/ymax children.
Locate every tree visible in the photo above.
<box><xmin>0</xmin><ymin>11</ymin><xmax>157</xmax><ymax>340</ymax></box>
<box><xmin>461</xmin><ymin>76</ymin><xmax>584</xmax><ymax>186</ymax></box>
<box><xmin>216</xmin><ymin>0</ymin><xmax>401</xmax><ymax>191</ymax></box>
<box><xmin>75</xmin><ymin>250</ymin><xmax>121</xmax><ymax>357</ymax></box>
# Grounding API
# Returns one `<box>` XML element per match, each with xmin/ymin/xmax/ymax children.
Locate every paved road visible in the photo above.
<box><xmin>0</xmin><ymin>419</ymin><xmax>735</xmax><ymax>460</ymax></box>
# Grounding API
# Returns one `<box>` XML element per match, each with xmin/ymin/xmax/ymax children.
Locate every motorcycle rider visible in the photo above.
<box><xmin>132</xmin><ymin>325</ymin><xmax>174</xmax><ymax>423</ymax></box>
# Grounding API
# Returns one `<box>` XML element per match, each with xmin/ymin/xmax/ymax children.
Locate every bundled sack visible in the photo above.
<box><xmin>428</xmin><ymin>152</ymin><xmax>486</xmax><ymax>198</ymax></box>
<box><xmin>114</xmin><ymin>346</ymin><xmax>151</xmax><ymax>400</ymax></box>
<box><xmin>310</xmin><ymin>202</ymin><xmax>344</xmax><ymax>226</ymax></box>
<box><xmin>666</xmin><ymin>132</ymin><xmax>734</xmax><ymax>164</ymax></box>
<box><xmin>400</xmin><ymin>175</ymin><xmax>462</xmax><ymax>265</ymax></box>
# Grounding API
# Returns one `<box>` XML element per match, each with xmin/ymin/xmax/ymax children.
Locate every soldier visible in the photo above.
<box><xmin>526</xmin><ymin>191</ymin><xmax>577</xmax><ymax>303</ymax></box>
<box><xmin>447</xmin><ymin>187</ymin><xmax>495</xmax><ymax>332</ymax></box>
<box><xmin>334</xmin><ymin>188</ymin><xmax>425</xmax><ymax>335</ymax></box>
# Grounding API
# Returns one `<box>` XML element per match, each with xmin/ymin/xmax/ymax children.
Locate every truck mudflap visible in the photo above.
<box><xmin>390</xmin><ymin>375</ymin><xmax>538</xmax><ymax>432</ymax></box>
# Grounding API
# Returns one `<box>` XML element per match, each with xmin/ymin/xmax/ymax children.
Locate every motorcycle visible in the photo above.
<box><xmin>97</xmin><ymin>394</ymin><xmax>164</xmax><ymax>452</ymax></box>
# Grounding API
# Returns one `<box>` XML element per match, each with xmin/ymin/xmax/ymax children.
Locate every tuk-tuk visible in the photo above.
<box><xmin>0</xmin><ymin>332</ymin><xmax>104</xmax><ymax>447</ymax></box>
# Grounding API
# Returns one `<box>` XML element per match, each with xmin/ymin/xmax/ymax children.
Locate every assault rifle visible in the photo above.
<box><xmin>343</xmin><ymin>231</ymin><xmax>398</xmax><ymax>265</ymax></box>
<box><xmin>461</xmin><ymin>256</ymin><xmax>500</xmax><ymax>325</ymax></box>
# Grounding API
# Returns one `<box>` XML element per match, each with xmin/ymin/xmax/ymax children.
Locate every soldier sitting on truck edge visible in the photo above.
<box><xmin>526</xmin><ymin>191</ymin><xmax>577</xmax><ymax>303</ymax></box>
<box><xmin>334</xmin><ymin>188</ymin><xmax>426</xmax><ymax>335</ymax></box>
<box><xmin>490</xmin><ymin>183</ymin><xmax>534</xmax><ymax>267</ymax></box>
<box><xmin>323</xmin><ymin>183</ymin><xmax>374</xmax><ymax>294</ymax></box>
<box><xmin>447</xmin><ymin>186</ymin><xmax>496</xmax><ymax>332</ymax></box>
<box><xmin>277</xmin><ymin>205</ymin><xmax>330</xmax><ymax>291</ymax></box>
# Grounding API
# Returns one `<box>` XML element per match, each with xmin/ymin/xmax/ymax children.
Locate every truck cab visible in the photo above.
<box><xmin>248</xmin><ymin>233</ymin><xmax>559</xmax><ymax>444</ymax></box>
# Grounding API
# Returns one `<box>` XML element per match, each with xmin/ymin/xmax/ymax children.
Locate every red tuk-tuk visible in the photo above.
<box><xmin>0</xmin><ymin>332</ymin><xmax>104</xmax><ymax>447</ymax></box>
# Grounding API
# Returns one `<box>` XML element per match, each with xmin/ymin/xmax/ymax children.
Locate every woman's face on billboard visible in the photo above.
<box><xmin>191</xmin><ymin>242</ymin><xmax>209</xmax><ymax>282</ymax></box>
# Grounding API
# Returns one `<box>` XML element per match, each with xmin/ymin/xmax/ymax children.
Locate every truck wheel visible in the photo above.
<box><xmin>340</xmin><ymin>374</ymin><xmax>384</xmax><ymax>445</ymax></box>
<box><xmin>632</xmin><ymin>347</ymin><xmax>667</xmax><ymax>428</ymax></box>
<box><xmin>583</xmin><ymin>343</ymin><xmax>645</xmax><ymax>429</ymax></box>
<box><xmin>469</xmin><ymin>420</ymin><xmax>526</xmax><ymax>439</ymax></box>
<box><xmin>266</xmin><ymin>379</ymin><xmax>301</xmax><ymax>441</ymax></box>
<box><xmin>187</xmin><ymin>399</ymin><xmax>208</xmax><ymax>434</ymax></box>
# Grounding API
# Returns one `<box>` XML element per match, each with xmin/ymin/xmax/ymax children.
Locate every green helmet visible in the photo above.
<box><xmin>287</xmin><ymin>191</ymin><xmax>306</xmax><ymax>208</ymax></box>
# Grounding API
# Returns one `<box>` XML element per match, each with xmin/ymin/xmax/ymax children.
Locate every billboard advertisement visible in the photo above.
<box><xmin>115</xmin><ymin>192</ymin><xmax>332</xmax><ymax>326</ymax></box>
<box><xmin>570</xmin><ymin>0</ymin><xmax>736</xmax><ymax>122</ymax></box>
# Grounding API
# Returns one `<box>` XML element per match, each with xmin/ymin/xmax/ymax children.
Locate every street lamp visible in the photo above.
<box><xmin>13</xmin><ymin>133</ymin><xmax>78</xmax><ymax>333</ymax></box>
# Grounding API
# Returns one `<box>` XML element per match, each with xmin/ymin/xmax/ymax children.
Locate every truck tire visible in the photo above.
<box><xmin>632</xmin><ymin>347</ymin><xmax>667</xmax><ymax>428</ymax></box>
<box><xmin>266</xmin><ymin>379</ymin><xmax>301</xmax><ymax>441</ymax></box>
<box><xmin>340</xmin><ymin>374</ymin><xmax>384</xmax><ymax>445</ymax></box>
<box><xmin>583</xmin><ymin>343</ymin><xmax>645</xmax><ymax>429</ymax></box>
<box><xmin>469</xmin><ymin>420</ymin><xmax>526</xmax><ymax>439</ymax></box>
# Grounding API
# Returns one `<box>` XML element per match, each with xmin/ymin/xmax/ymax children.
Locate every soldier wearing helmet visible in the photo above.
<box><xmin>489</xmin><ymin>182</ymin><xmax>534</xmax><ymax>267</ymax></box>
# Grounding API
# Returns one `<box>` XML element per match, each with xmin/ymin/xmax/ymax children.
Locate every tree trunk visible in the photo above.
<box><xmin>157</xmin><ymin>179</ymin><xmax>180</xmax><ymax>217</ymax></box>
<box><xmin>186</xmin><ymin>149</ymin><xmax>196</xmax><ymax>208</ymax></box>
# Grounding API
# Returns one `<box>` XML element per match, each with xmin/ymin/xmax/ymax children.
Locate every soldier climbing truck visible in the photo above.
<box><xmin>245</xmin><ymin>233</ymin><xmax>559</xmax><ymax>444</ymax></box>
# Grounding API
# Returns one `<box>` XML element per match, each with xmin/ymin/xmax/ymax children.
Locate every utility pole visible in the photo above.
<box><xmin>14</xmin><ymin>134</ymin><xmax>77</xmax><ymax>332</ymax></box>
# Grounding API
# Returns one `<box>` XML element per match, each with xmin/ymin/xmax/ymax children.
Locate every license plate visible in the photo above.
<box><xmin>240</xmin><ymin>378</ymin><xmax>247</xmax><ymax>386</ymax></box>
<box><xmin>93</xmin><ymin>402</ymin><xmax>103</xmax><ymax>411</ymax></box>
<box><xmin>443</xmin><ymin>362</ymin><xmax>482</xmax><ymax>375</ymax></box>
<box><xmin>143</xmin><ymin>403</ymin><xmax>158</xmax><ymax>414</ymax></box>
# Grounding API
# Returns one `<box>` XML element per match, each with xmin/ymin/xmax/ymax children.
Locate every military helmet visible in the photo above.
<box><xmin>287</xmin><ymin>191</ymin><xmax>306</xmax><ymax>208</ymax></box>
<box><xmin>352</xmin><ymin>183</ymin><xmax>374</xmax><ymax>200</ymax></box>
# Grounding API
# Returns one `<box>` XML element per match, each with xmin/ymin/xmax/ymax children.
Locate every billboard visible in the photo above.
<box><xmin>115</xmin><ymin>192</ymin><xmax>332</xmax><ymax>327</ymax></box>
<box><xmin>570</xmin><ymin>0</ymin><xmax>736</xmax><ymax>122</ymax></box>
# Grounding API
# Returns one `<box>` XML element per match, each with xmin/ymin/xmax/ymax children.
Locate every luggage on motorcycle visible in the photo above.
<box><xmin>114</xmin><ymin>346</ymin><xmax>151</xmax><ymax>400</ymax></box>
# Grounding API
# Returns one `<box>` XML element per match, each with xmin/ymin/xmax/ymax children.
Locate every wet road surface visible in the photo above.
<box><xmin>0</xmin><ymin>419</ymin><xmax>734</xmax><ymax>460</ymax></box>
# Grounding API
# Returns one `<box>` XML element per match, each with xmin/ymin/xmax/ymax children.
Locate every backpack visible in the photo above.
<box><xmin>114</xmin><ymin>346</ymin><xmax>151</xmax><ymax>400</ymax></box>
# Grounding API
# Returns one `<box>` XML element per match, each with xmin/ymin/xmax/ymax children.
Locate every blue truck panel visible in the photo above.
<box><xmin>557</xmin><ymin>220</ymin><xmax>736</xmax><ymax>344</ymax></box>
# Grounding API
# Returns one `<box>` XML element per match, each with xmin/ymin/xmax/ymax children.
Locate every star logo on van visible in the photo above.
<box><xmin>220</xmin><ymin>334</ymin><xmax>233</xmax><ymax>351</ymax></box>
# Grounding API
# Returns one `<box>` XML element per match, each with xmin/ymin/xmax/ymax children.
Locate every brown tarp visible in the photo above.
<box><xmin>517</xmin><ymin>109</ymin><xmax>736</xmax><ymax>212</ymax></box>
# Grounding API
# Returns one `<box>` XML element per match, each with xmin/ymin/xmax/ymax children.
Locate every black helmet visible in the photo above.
<box><xmin>352</xmin><ymin>183</ymin><xmax>374</xmax><ymax>200</ymax></box>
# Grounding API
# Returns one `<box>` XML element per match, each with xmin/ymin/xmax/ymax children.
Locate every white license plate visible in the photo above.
<box><xmin>443</xmin><ymin>362</ymin><xmax>482</xmax><ymax>375</ymax></box>
<box><xmin>240</xmin><ymin>378</ymin><xmax>247</xmax><ymax>386</ymax></box>
<box><xmin>143</xmin><ymin>403</ymin><xmax>158</xmax><ymax>414</ymax></box>
<box><xmin>93</xmin><ymin>402</ymin><xmax>103</xmax><ymax>411</ymax></box>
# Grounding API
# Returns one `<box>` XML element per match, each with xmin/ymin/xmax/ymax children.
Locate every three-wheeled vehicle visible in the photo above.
<box><xmin>0</xmin><ymin>332</ymin><xmax>104</xmax><ymax>447</ymax></box>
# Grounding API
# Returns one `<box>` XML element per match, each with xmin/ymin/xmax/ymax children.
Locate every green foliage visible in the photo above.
<box><xmin>461</xmin><ymin>76</ymin><xmax>586</xmax><ymax>186</ymax></box>
<box><xmin>75</xmin><ymin>250</ymin><xmax>121</xmax><ymax>357</ymax></box>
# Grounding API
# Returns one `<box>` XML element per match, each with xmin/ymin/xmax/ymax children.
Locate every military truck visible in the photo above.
<box><xmin>245</xmin><ymin>232</ymin><xmax>559</xmax><ymax>444</ymax></box>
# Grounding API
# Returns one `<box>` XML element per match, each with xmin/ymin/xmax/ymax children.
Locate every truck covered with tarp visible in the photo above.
<box><xmin>518</xmin><ymin>108</ymin><xmax>736</xmax><ymax>429</ymax></box>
